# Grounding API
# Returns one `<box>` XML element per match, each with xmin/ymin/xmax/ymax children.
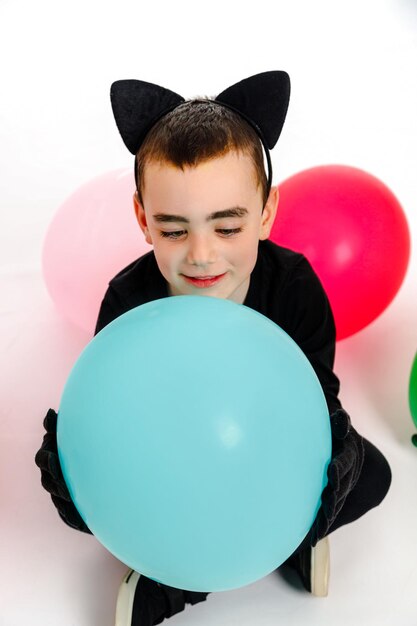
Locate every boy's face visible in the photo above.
<box><xmin>134</xmin><ymin>151</ymin><xmax>278</xmax><ymax>303</ymax></box>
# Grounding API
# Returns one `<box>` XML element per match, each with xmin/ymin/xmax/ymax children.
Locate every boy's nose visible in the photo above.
<box><xmin>186</xmin><ymin>234</ymin><xmax>217</xmax><ymax>267</ymax></box>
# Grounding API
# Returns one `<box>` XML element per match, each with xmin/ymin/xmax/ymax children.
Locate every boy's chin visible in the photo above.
<box><xmin>168</xmin><ymin>282</ymin><xmax>228</xmax><ymax>299</ymax></box>
<box><xmin>168</xmin><ymin>280</ymin><xmax>249</xmax><ymax>305</ymax></box>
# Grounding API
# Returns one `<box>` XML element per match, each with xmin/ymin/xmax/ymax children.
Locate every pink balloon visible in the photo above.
<box><xmin>42</xmin><ymin>169</ymin><xmax>152</xmax><ymax>333</ymax></box>
<box><xmin>270</xmin><ymin>165</ymin><xmax>410</xmax><ymax>340</ymax></box>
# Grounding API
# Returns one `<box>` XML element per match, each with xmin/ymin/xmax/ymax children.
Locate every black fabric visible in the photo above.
<box><xmin>131</xmin><ymin>576</ymin><xmax>208</xmax><ymax>626</ymax></box>
<box><xmin>292</xmin><ymin>436</ymin><xmax>392</xmax><ymax>555</ymax></box>
<box><xmin>131</xmin><ymin>577</ymin><xmax>183</xmax><ymax>626</ymax></box>
<box><xmin>215</xmin><ymin>71</ymin><xmax>290</xmax><ymax>149</ymax></box>
<box><xmin>327</xmin><ymin>437</ymin><xmax>392</xmax><ymax>532</ymax></box>
<box><xmin>284</xmin><ymin>541</ymin><xmax>312</xmax><ymax>592</ymax></box>
<box><xmin>310</xmin><ymin>408</ymin><xmax>365</xmax><ymax>546</ymax></box>
<box><xmin>183</xmin><ymin>590</ymin><xmax>210</xmax><ymax>605</ymax></box>
<box><xmin>34</xmin><ymin>409</ymin><xmax>92</xmax><ymax>534</ymax></box>
<box><xmin>110</xmin><ymin>80</ymin><xmax>185</xmax><ymax>155</ymax></box>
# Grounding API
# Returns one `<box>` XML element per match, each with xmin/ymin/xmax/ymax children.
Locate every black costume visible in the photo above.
<box><xmin>35</xmin><ymin>72</ymin><xmax>392</xmax><ymax>622</ymax></box>
<box><xmin>36</xmin><ymin>238</ymin><xmax>391</xmax><ymax>540</ymax></box>
<box><xmin>93</xmin><ymin>238</ymin><xmax>391</xmax><ymax>539</ymax></box>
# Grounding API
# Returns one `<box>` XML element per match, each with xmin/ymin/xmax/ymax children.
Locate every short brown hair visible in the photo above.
<box><xmin>135</xmin><ymin>99</ymin><xmax>268</xmax><ymax>206</ymax></box>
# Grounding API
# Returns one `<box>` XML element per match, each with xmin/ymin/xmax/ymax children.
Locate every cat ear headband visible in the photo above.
<box><xmin>110</xmin><ymin>70</ymin><xmax>290</xmax><ymax>193</ymax></box>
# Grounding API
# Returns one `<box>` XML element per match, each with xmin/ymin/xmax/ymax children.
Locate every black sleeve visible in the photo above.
<box><xmin>36</xmin><ymin>279</ymin><xmax>134</xmax><ymax>533</ymax></box>
<box><xmin>35</xmin><ymin>409</ymin><xmax>93</xmax><ymax>534</ymax></box>
<box><xmin>94</xmin><ymin>284</ymin><xmax>128</xmax><ymax>336</ymax></box>
<box><xmin>279</xmin><ymin>256</ymin><xmax>342</xmax><ymax>415</ymax></box>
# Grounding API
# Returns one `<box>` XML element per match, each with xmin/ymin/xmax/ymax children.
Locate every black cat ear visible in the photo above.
<box><xmin>111</xmin><ymin>73</ymin><xmax>290</xmax><ymax>193</ymax></box>
<box><xmin>110</xmin><ymin>79</ymin><xmax>185</xmax><ymax>154</ymax></box>
<box><xmin>215</xmin><ymin>71</ymin><xmax>290</xmax><ymax>149</ymax></box>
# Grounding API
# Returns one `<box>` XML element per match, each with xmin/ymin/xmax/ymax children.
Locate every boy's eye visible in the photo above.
<box><xmin>159</xmin><ymin>227</ymin><xmax>243</xmax><ymax>240</ymax></box>
<box><xmin>160</xmin><ymin>230</ymin><xmax>186</xmax><ymax>239</ymax></box>
<box><xmin>216</xmin><ymin>228</ymin><xmax>243</xmax><ymax>237</ymax></box>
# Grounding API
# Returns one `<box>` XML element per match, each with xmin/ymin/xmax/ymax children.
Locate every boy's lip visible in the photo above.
<box><xmin>181</xmin><ymin>272</ymin><xmax>227</xmax><ymax>288</ymax></box>
<box><xmin>183</xmin><ymin>273</ymin><xmax>224</xmax><ymax>279</ymax></box>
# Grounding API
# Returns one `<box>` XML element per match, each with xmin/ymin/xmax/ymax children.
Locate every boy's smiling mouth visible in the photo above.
<box><xmin>181</xmin><ymin>272</ymin><xmax>227</xmax><ymax>288</ymax></box>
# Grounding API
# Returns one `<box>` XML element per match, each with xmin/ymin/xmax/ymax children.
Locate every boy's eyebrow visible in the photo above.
<box><xmin>153</xmin><ymin>207</ymin><xmax>249</xmax><ymax>224</ymax></box>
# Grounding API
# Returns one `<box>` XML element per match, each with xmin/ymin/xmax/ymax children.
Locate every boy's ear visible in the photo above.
<box><xmin>259</xmin><ymin>185</ymin><xmax>279</xmax><ymax>240</ymax></box>
<box><xmin>133</xmin><ymin>192</ymin><xmax>153</xmax><ymax>244</ymax></box>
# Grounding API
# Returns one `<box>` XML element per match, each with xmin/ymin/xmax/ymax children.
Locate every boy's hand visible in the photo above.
<box><xmin>311</xmin><ymin>408</ymin><xmax>364</xmax><ymax>546</ymax></box>
<box><xmin>35</xmin><ymin>408</ymin><xmax>92</xmax><ymax>534</ymax></box>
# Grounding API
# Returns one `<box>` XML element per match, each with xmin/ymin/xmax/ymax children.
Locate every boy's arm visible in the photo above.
<box><xmin>311</xmin><ymin>407</ymin><xmax>364</xmax><ymax>545</ymax></box>
<box><xmin>94</xmin><ymin>284</ymin><xmax>127</xmax><ymax>336</ymax></box>
<box><xmin>280</xmin><ymin>256</ymin><xmax>364</xmax><ymax>544</ymax></box>
<box><xmin>35</xmin><ymin>285</ymin><xmax>125</xmax><ymax>533</ymax></box>
<box><xmin>279</xmin><ymin>255</ymin><xmax>341</xmax><ymax>414</ymax></box>
<box><xmin>35</xmin><ymin>409</ymin><xmax>92</xmax><ymax>534</ymax></box>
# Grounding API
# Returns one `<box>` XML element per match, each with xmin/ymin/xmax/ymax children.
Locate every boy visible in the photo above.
<box><xmin>36</xmin><ymin>72</ymin><xmax>391</xmax><ymax>626</ymax></box>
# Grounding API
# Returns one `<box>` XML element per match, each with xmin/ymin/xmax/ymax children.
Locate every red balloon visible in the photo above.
<box><xmin>270</xmin><ymin>165</ymin><xmax>410</xmax><ymax>340</ymax></box>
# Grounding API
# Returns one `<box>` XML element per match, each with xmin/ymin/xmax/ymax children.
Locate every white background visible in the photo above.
<box><xmin>1</xmin><ymin>1</ymin><xmax>417</xmax><ymax>624</ymax></box>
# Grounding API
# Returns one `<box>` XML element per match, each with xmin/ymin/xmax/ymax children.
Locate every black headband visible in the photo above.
<box><xmin>110</xmin><ymin>71</ymin><xmax>290</xmax><ymax>196</ymax></box>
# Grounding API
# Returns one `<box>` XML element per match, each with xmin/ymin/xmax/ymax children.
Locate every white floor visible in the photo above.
<box><xmin>2</xmin><ymin>263</ymin><xmax>417</xmax><ymax>626</ymax></box>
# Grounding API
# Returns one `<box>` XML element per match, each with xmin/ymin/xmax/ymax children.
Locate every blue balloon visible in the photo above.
<box><xmin>57</xmin><ymin>296</ymin><xmax>331</xmax><ymax>592</ymax></box>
